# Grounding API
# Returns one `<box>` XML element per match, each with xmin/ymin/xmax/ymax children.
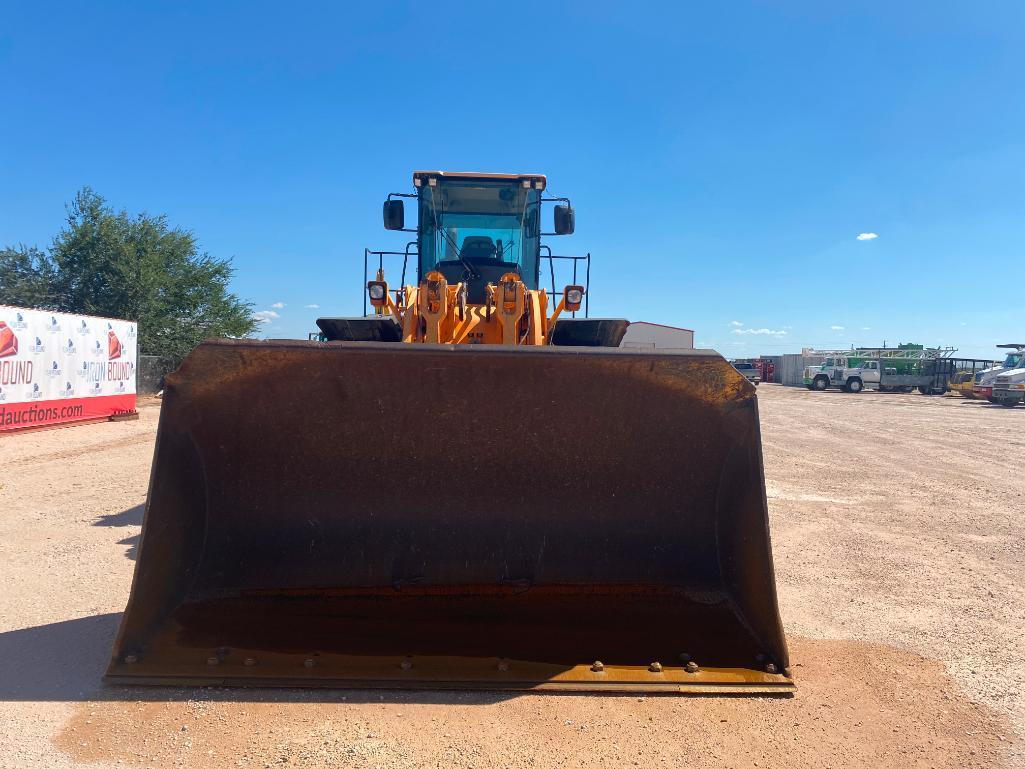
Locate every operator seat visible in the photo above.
<box><xmin>460</xmin><ymin>236</ymin><xmax>498</xmax><ymax>263</ymax></box>
<box><xmin>435</xmin><ymin>236</ymin><xmax>525</xmax><ymax>303</ymax></box>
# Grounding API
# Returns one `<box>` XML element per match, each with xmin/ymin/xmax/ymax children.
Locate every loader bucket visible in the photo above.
<box><xmin>107</xmin><ymin>340</ymin><xmax>792</xmax><ymax>693</ymax></box>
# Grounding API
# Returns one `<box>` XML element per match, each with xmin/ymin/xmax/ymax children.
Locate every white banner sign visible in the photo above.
<box><xmin>0</xmin><ymin>305</ymin><xmax>138</xmax><ymax>431</ymax></box>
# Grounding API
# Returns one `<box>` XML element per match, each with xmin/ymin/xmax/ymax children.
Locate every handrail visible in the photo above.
<box><xmin>540</xmin><ymin>247</ymin><xmax>591</xmax><ymax>318</ymax></box>
<box><xmin>364</xmin><ymin>244</ymin><xmax>592</xmax><ymax>318</ymax></box>
<box><xmin>363</xmin><ymin>243</ymin><xmax>418</xmax><ymax>315</ymax></box>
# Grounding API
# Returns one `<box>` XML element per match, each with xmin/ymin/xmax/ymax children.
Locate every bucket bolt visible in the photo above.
<box><xmin>304</xmin><ymin>658</ymin><xmax>317</xmax><ymax>668</ymax></box>
<box><xmin>400</xmin><ymin>659</ymin><xmax>413</xmax><ymax>670</ymax></box>
<box><xmin>765</xmin><ymin>662</ymin><xmax>778</xmax><ymax>674</ymax></box>
<box><xmin>123</xmin><ymin>654</ymin><xmax>138</xmax><ymax>665</ymax></box>
<box><xmin>206</xmin><ymin>656</ymin><xmax>220</xmax><ymax>666</ymax></box>
<box><xmin>243</xmin><ymin>657</ymin><xmax>257</xmax><ymax>667</ymax></box>
<box><xmin>497</xmin><ymin>661</ymin><xmax>510</xmax><ymax>672</ymax></box>
<box><xmin>590</xmin><ymin>661</ymin><xmax>605</xmax><ymax>673</ymax></box>
<box><xmin>684</xmin><ymin>661</ymin><xmax>699</xmax><ymax>674</ymax></box>
<box><xmin>649</xmin><ymin>661</ymin><xmax>663</xmax><ymax>673</ymax></box>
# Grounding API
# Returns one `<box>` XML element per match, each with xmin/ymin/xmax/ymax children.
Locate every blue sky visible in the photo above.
<box><xmin>2</xmin><ymin>2</ymin><xmax>1023</xmax><ymax>358</ymax></box>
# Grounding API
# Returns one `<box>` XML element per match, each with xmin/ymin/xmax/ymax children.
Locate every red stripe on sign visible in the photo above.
<box><xmin>0</xmin><ymin>394</ymin><xmax>137</xmax><ymax>432</ymax></box>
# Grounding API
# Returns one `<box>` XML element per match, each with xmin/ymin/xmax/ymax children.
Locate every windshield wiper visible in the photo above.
<box><xmin>496</xmin><ymin>240</ymin><xmax>516</xmax><ymax>260</ymax></box>
<box><xmin>439</xmin><ymin>228</ymin><xmax>481</xmax><ymax>279</ymax></box>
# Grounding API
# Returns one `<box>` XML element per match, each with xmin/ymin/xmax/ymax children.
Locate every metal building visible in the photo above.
<box><xmin>777</xmin><ymin>353</ymin><xmax>826</xmax><ymax>386</ymax></box>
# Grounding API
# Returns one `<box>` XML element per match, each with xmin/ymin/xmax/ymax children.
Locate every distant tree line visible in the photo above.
<box><xmin>0</xmin><ymin>188</ymin><xmax>257</xmax><ymax>361</ymax></box>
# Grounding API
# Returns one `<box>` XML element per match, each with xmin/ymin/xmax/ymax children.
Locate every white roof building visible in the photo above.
<box><xmin>619</xmin><ymin>321</ymin><xmax>694</xmax><ymax>351</ymax></box>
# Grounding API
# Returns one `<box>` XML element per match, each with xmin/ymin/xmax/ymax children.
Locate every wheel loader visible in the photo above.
<box><xmin>107</xmin><ymin>171</ymin><xmax>793</xmax><ymax>693</ymax></box>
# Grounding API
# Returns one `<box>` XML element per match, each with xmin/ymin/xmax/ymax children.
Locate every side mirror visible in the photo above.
<box><xmin>553</xmin><ymin>204</ymin><xmax>575</xmax><ymax>235</ymax></box>
<box><xmin>383</xmin><ymin>199</ymin><xmax>405</xmax><ymax>231</ymax></box>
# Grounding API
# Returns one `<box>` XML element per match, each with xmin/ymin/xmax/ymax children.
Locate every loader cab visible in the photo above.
<box><xmin>384</xmin><ymin>172</ymin><xmax>573</xmax><ymax>305</ymax></box>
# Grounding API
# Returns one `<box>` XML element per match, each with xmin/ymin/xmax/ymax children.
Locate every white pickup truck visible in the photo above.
<box><xmin>732</xmin><ymin>361</ymin><xmax>761</xmax><ymax>386</ymax></box>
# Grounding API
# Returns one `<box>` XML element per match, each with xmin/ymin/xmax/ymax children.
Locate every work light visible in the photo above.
<box><xmin>367</xmin><ymin>281</ymin><xmax>387</xmax><ymax>306</ymax></box>
<box><xmin>564</xmin><ymin>285</ymin><xmax>585</xmax><ymax>311</ymax></box>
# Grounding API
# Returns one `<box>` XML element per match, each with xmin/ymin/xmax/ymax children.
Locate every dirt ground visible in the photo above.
<box><xmin>1</xmin><ymin>386</ymin><xmax>1022</xmax><ymax>768</ymax></box>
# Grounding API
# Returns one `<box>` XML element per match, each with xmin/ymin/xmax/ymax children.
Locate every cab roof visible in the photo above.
<box><xmin>412</xmin><ymin>171</ymin><xmax>546</xmax><ymax>190</ymax></box>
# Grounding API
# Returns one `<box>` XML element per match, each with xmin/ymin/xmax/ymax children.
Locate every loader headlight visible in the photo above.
<box><xmin>367</xmin><ymin>281</ymin><xmax>387</xmax><ymax>306</ymax></box>
<box><xmin>564</xmin><ymin>285</ymin><xmax>584</xmax><ymax>312</ymax></box>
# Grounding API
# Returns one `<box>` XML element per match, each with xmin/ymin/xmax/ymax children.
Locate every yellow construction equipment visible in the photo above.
<box><xmin>107</xmin><ymin>171</ymin><xmax>792</xmax><ymax>693</ymax></box>
<box><xmin>949</xmin><ymin>370</ymin><xmax>978</xmax><ymax>398</ymax></box>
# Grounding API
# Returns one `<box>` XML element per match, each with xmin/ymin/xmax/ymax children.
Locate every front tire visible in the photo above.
<box><xmin>813</xmin><ymin>376</ymin><xmax>829</xmax><ymax>391</ymax></box>
<box><xmin>847</xmin><ymin>378</ymin><xmax>864</xmax><ymax>393</ymax></box>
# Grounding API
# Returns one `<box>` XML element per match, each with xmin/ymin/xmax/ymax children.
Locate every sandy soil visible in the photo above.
<box><xmin>1</xmin><ymin>387</ymin><xmax>1022</xmax><ymax>768</ymax></box>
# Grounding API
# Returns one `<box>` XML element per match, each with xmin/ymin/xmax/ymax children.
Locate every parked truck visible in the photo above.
<box><xmin>973</xmin><ymin>344</ymin><xmax>1024</xmax><ymax>401</ymax></box>
<box><xmin>988</xmin><ymin>344</ymin><xmax>1025</xmax><ymax>407</ymax></box>
<box><xmin>803</xmin><ymin>347</ymin><xmax>956</xmax><ymax>394</ymax></box>
<box><xmin>732</xmin><ymin>361</ymin><xmax>761</xmax><ymax>385</ymax></box>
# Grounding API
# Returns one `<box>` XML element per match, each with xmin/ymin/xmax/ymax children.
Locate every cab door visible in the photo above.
<box><xmin>863</xmin><ymin>361</ymin><xmax>881</xmax><ymax>384</ymax></box>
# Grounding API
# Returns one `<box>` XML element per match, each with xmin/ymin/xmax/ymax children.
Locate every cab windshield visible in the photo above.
<box><xmin>1002</xmin><ymin>352</ymin><xmax>1023</xmax><ymax>369</ymax></box>
<box><xmin>418</xmin><ymin>181</ymin><xmax>541</xmax><ymax>288</ymax></box>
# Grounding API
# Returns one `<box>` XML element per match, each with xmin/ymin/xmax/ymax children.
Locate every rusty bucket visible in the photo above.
<box><xmin>107</xmin><ymin>340</ymin><xmax>792</xmax><ymax>693</ymax></box>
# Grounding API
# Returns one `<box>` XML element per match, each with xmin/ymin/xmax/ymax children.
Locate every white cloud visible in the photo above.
<box><xmin>960</xmin><ymin>322</ymin><xmax>967</xmax><ymax>326</ymax></box>
<box><xmin>830</xmin><ymin>325</ymin><xmax>845</xmax><ymax>331</ymax></box>
<box><xmin>305</xmin><ymin>303</ymin><xmax>320</xmax><ymax>309</ymax></box>
<box><xmin>252</xmin><ymin>310</ymin><xmax>280</xmax><ymax>323</ymax></box>
<box><xmin>729</xmin><ymin>320</ymin><xmax>743</xmax><ymax>327</ymax></box>
<box><xmin>856</xmin><ymin>232</ymin><xmax>878</xmax><ymax>241</ymax></box>
<box><xmin>271</xmin><ymin>302</ymin><xmax>285</xmax><ymax>309</ymax></box>
<box><xmin>731</xmin><ymin>328</ymin><xmax>787</xmax><ymax>337</ymax></box>
<box><xmin>861</xmin><ymin>326</ymin><xmax>871</xmax><ymax>331</ymax></box>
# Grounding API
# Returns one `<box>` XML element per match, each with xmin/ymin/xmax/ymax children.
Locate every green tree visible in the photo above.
<box><xmin>0</xmin><ymin>188</ymin><xmax>257</xmax><ymax>361</ymax></box>
<box><xmin>0</xmin><ymin>245</ymin><xmax>58</xmax><ymax>308</ymax></box>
